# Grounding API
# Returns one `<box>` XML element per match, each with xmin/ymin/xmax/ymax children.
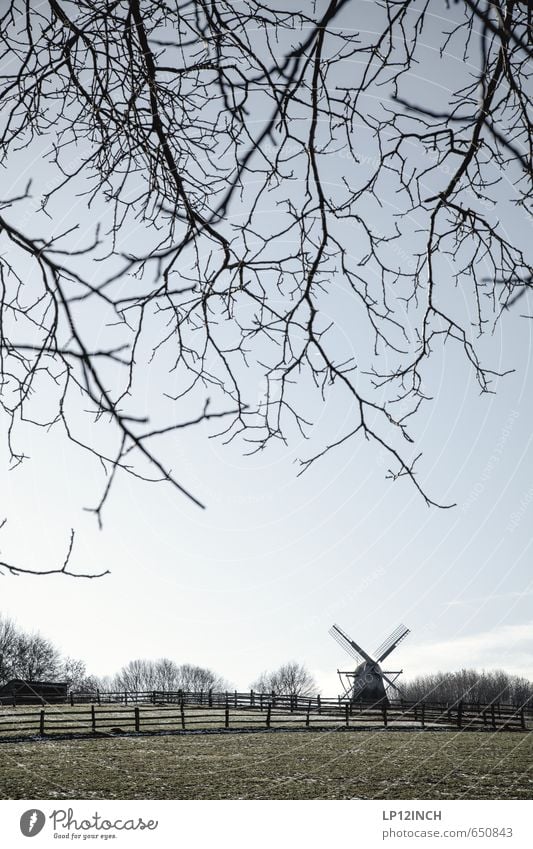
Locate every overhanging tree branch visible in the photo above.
<box><xmin>0</xmin><ymin>0</ymin><xmax>530</xmax><ymax>574</ymax></box>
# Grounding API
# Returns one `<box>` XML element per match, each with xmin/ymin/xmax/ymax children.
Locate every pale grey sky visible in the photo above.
<box><xmin>2</xmin><ymin>326</ymin><xmax>531</xmax><ymax>692</ymax></box>
<box><xmin>0</xmin><ymin>0</ymin><xmax>531</xmax><ymax>694</ymax></box>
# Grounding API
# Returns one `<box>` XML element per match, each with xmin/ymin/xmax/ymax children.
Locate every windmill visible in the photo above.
<box><xmin>329</xmin><ymin>622</ymin><xmax>410</xmax><ymax>705</ymax></box>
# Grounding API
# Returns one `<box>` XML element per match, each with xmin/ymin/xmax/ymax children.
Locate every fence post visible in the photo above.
<box><xmin>520</xmin><ymin>707</ymin><xmax>526</xmax><ymax>730</ymax></box>
<box><xmin>345</xmin><ymin>704</ymin><xmax>349</xmax><ymax>727</ymax></box>
<box><xmin>306</xmin><ymin>708</ymin><xmax>310</xmax><ymax>728</ymax></box>
<box><xmin>382</xmin><ymin>703</ymin><xmax>387</xmax><ymax>727</ymax></box>
<box><xmin>266</xmin><ymin>704</ymin><xmax>271</xmax><ymax>729</ymax></box>
<box><xmin>97</xmin><ymin>690</ymin><xmax>101</xmax><ymax>706</ymax></box>
<box><xmin>134</xmin><ymin>706</ymin><xmax>140</xmax><ymax>733</ymax></box>
<box><xmin>225</xmin><ymin>707</ymin><xmax>229</xmax><ymax>729</ymax></box>
<box><xmin>180</xmin><ymin>701</ymin><xmax>185</xmax><ymax>730</ymax></box>
<box><xmin>70</xmin><ymin>692</ymin><xmax>74</xmax><ymax>707</ymax></box>
<box><xmin>152</xmin><ymin>690</ymin><xmax>156</xmax><ymax>705</ymax></box>
<box><xmin>317</xmin><ymin>694</ymin><xmax>321</xmax><ymax>715</ymax></box>
<box><xmin>457</xmin><ymin>701</ymin><xmax>463</xmax><ymax>729</ymax></box>
<box><xmin>91</xmin><ymin>704</ymin><xmax>96</xmax><ymax>733</ymax></box>
<box><xmin>260</xmin><ymin>693</ymin><xmax>263</xmax><ymax>712</ymax></box>
<box><xmin>421</xmin><ymin>703</ymin><xmax>425</xmax><ymax>729</ymax></box>
<box><xmin>39</xmin><ymin>709</ymin><xmax>45</xmax><ymax>736</ymax></box>
<box><xmin>234</xmin><ymin>690</ymin><xmax>237</xmax><ymax>708</ymax></box>
<box><xmin>208</xmin><ymin>689</ymin><xmax>213</xmax><ymax>708</ymax></box>
<box><xmin>491</xmin><ymin>703</ymin><xmax>496</xmax><ymax>730</ymax></box>
<box><xmin>250</xmin><ymin>689</ymin><xmax>254</xmax><ymax>707</ymax></box>
<box><xmin>124</xmin><ymin>691</ymin><xmax>128</xmax><ymax>706</ymax></box>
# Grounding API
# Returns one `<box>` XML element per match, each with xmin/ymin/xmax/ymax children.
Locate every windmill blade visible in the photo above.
<box><xmin>329</xmin><ymin>624</ymin><xmax>373</xmax><ymax>664</ymax></box>
<box><xmin>375</xmin><ymin>624</ymin><xmax>410</xmax><ymax>664</ymax></box>
<box><xmin>329</xmin><ymin>625</ymin><xmax>364</xmax><ymax>664</ymax></box>
<box><xmin>373</xmin><ymin>624</ymin><xmax>408</xmax><ymax>658</ymax></box>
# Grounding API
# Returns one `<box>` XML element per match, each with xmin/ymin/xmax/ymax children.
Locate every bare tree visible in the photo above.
<box><xmin>0</xmin><ymin>613</ymin><xmax>103</xmax><ymax>687</ymax></box>
<box><xmin>0</xmin><ymin>614</ymin><xmax>19</xmax><ymax>683</ymax></box>
<box><xmin>174</xmin><ymin>663</ymin><xmax>229</xmax><ymax>693</ymax></box>
<box><xmin>0</xmin><ymin>1</ymin><xmax>531</xmax><ymax>573</ymax></box>
<box><xmin>153</xmin><ymin>658</ymin><xmax>180</xmax><ymax>691</ymax></box>
<box><xmin>10</xmin><ymin>632</ymin><xmax>61</xmax><ymax>681</ymax></box>
<box><xmin>113</xmin><ymin>658</ymin><xmax>228</xmax><ymax>692</ymax></box>
<box><xmin>114</xmin><ymin>658</ymin><xmax>159</xmax><ymax>692</ymax></box>
<box><xmin>60</xmin><ymin>656</ymin><xmax>99</xmax><ymax>691</ymax></box>
<box><xmin>251</xmin><ymin>661</ymin><xmax>318</xmax><ymax>697</ymax></box>
<box><xmin>0</xmin><ymin>613</ymin><xmax>75</xmax><ymax>683</ymax></box>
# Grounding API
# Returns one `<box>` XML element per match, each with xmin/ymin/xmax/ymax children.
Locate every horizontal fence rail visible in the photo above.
<box><xmin>0</xmin><ymin>690</ymin><xmax>530</xmax><ymax>740</ymax></box>
<box><xmin>2</xmin><ymin>686</ymin><xmax>530</xmax><ymax>716</ymax></box>
<box><xmin>64</xmin><ymin>689</ymin><xmax>533</xmax><ymax>713</ymax></box>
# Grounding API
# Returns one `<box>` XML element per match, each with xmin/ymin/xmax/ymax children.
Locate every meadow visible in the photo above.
<box><xmin>0</xmin><ymin>728</ymin><xmax>531</xmax><ymax>800</ymax></box>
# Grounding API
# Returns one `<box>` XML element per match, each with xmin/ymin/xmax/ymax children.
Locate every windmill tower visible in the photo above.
<box><xmin>329</xmin><ymin>623</ymin><xmax>410</xmax><ymax>705</ymax></box>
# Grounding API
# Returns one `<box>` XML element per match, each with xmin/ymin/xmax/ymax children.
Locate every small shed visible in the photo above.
<box><xmin>0</xmin><ymin>679</ymin><xmax>68</xmax><ymax>705</ymax></box>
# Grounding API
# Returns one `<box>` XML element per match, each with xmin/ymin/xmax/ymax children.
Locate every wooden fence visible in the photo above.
<box><xmin>3</xmin><ymin>685</ymin><xmax>531</xmax><ymax>718</ymax></box>
<box><xmin>67</xmin><ymin>688</ymin><xmax>533</xmax><ymax>717</ymax></box>
<box><xmin>0</xmin><ymin>691</ymin><xmax>529</xmax><ymax>739</ymax></box>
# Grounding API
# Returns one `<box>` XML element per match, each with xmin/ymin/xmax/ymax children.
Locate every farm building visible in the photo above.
<box><xmin>0</xmin><ymin>679</ymin><xmax>68</xmax><ymax>705</ymax></box>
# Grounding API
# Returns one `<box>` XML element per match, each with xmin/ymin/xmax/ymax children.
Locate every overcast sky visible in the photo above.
<box><xmin>0</xmin><ymin>0</ymin><xmax>531</xmax><ymax>694</ymax></box>
<box><xmin>2</xmin><ymin>322</ymin><xmax>531</xmax><ymax>693</ymax></box>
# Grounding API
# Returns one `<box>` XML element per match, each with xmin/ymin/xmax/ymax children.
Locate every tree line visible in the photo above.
<box><xmin>0</xmin><ymin>614</ymin><xmax>317</xmax><ymax>696</ymax></box>
<box><xmin>1</xmin><ymin>615</ymin><xmax>531</xmax><ymax>704</ymax></box>
<box><xmin>401</xmin><ymin>669</ymin><xmax>533</xmax><ymax>706</ymax></box>
<box><xmin>0</xmin><ymin>614</ymin><xmax>229</xmax><ymax>694</ymax></box>
<box><xmin>110</xmin><ymin>659</ymin><xmax>319</xmax><ymax>697</ymax></box>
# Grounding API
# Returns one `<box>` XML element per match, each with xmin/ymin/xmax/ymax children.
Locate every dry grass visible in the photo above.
<box><xmin>0</xmin><ymin>728</ymin><xmax>531</xmax><ymax>800</ymax></box>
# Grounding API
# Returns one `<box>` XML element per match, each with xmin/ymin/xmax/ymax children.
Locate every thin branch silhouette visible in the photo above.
<box><xmin>0</xmin><ymin>0</ymin><xmax>530</xmax><ymax>573</ymax></box>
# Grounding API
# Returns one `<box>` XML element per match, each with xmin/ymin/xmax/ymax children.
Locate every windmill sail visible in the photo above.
<box><xmin>374</xmin><ymin>624</ymin><xmax>410</xmax><ymax>664</ymax></box>
<box><xmin>329</xmin><ymin>624</ymin><xmax>370</xmax><ymax>664</ymax></box>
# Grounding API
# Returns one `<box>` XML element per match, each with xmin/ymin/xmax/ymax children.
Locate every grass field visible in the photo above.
<box><xmin>0</xmin><ymin>729</ymin><xmax>531</xmax><ymax>800</ymax></box>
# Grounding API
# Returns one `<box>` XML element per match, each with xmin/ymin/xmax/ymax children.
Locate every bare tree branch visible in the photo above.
<box><xmin>0</xmin><ymin>0</ymin><xmax>530</xmax><ymax>574</ymax></box>
<box><xmin>0</xmin><ymin>527</ymin><xmax>109</xmax><ymax>578</ymax></box>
